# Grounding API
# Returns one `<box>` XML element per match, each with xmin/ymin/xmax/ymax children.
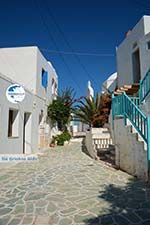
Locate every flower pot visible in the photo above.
<box><xmin>49</xmin><ymin>143</ymin><xmax>55</xmax><ymax>147</ymax></box>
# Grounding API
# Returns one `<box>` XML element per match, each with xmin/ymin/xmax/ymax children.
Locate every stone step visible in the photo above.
<box><xmin>120</xmin><ymin>87</ymin><xmax>129</xmax><ymax>91</ymax></box>
<box><xmin>100</xmin><ymin>148</ymin><xmax>115</xmax><ymax>154</ymax></box>
<box><xmin>98</xmin><ymin>155</ymin><xmax>115</xmax><ymax>164</ymax></box>
<box><xmin>105</xmin><ymin>153</ymin><xmax>115</xmax><ymax>160</ymax></box>
<box><xmin>126</xmin><ymin>123</ymin><xmax>146</xmax><ymax>150</ymax></box>
<box><xmin>114</xmin><ymin>91</ymin><xmax>122</xmax><ymax>95</ymax></box>
<box><xmin>123</xmin><ymin>84</ymin><xmax>132</xmax><ymax>89</ymax></box>
<box><xmin>99</xmin><ymin>155</ymin><xmax>107</xmax><ymax>161</ymax></box>
<box><xmin>114</xmin><ymin>83</ymin><xmax>139</xmax><ymax>96</ymax></box>
<box><xmin>103</xmin><ymin>157</ymin><xmax>115</xmax><ymax>165</ymax></box>
<box><xmin>110</xmin><ymin>149</ymin><xmax>115</xmax><ymax>156</ymax></box>
<box><xmin>108</xmin><ymin>144</ymin><xmax>115</xmax><ymax>150</ymax></box>
<box><xmin>97</xmin><ymin>149</ymin><xmax>115</xmax><ymax>165</ymax></box>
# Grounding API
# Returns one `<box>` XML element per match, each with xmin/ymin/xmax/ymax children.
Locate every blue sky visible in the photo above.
<box><xmin>0</xmin><ymin>0</ymin><xmax>149</xmax><ymax>97</ymax></box>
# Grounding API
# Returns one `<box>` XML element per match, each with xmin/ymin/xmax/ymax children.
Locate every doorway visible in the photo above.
<box><xmin>23</xmin><ymin>112</ymin><xmax>32</xmax><ymax>154</ymax></box>
<box><xmin>38</xmin><ymin>110</ymin><xmax>44</xmax><ymax>148</ymax></box>
<box><xmin>132</xmin><ymin>48</ymin><xmax>141</xmax><ymax>83</ymax></box>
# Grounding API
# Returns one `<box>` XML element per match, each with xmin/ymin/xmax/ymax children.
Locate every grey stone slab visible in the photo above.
<box><xmin>74</xmin><ymin>213</ymin><xmax>96</xmax><ymax>224</ymax></box>
<box><xmin>47</xmin><ymin>202</ymin><xmax>57</xmax><ymax>213</ymax></box>
<box><xmin>123</xmin><ymin>212</ymin><xmax>141</xmax><ymax>223</ymax></box>
<box><xmin>7</xmin><ymin>218</ymin><xmax>22</xmax><ymax>225</ymax></box>
<box><xmin>21</xmin><ymin>216</ymin><xmax>33</xmax><ymax>224</ymax></box>
<box><xmin>135</xmin><ymin>209</ymin><xmax>150</xmax><ymax>220</ymax></box>
<box><xmin>25</xmin><ymin>202</ymin><xmax>34</xmax><ymax>214</ymax></box>
<box><xmin>12</xmin><ymin>204</ymin><xmax>25</xmax><ymax>215</ymax></box>
<box><xmin>25</xmin><ymin>192</ymin><xmax>48</xmax><ymax>201</ymax></box>
<box><xmin>34</xmin><ymin>216</ymin><xmax>49</xmax><ymax>225</ymax></box>
<box><xmin>0</xmin><ymin>208</ymin><xmax>12</xmax><ymax>216</ymax></box>
<box><xmin>0</xmin><ymin>216</ymin><xmax>11</xmax><ymax>225</ymax></box>
<box><xmin>113</xmin><ymin>215</ymin><xmax>130</xmax><ymax>225</ymax></box>
<box><xmin>59</xmin><ymin>218</ymin><xmax>73</xmax><ymax>225</ymax></box>
<box><xmin>141</xmin><ymin>221</ymin><xmax>150</xmax><ymax>225</ymax></box>
<box><xmin>100</xmin><ymin>216</ymin><xmax>113</xmax><ymax>225</ymax></box>
<box><xmin>60</xmin><ymin>207</ymin><xmax>78</xmax><ymax>216</ymax></box>
<box><xmin>48</xmin><ymin>213</ymin><xmax>60</xmax><ymax>225</ymax></box>
<box><xmin>35</xmin><ymin>207</ymin><xmax>47</xmax><ymax>215</ymax></box>
<box><xmin>0</xmin><ymin>141</ymin><xmax>149</xmax><ymax>225</ymax></box>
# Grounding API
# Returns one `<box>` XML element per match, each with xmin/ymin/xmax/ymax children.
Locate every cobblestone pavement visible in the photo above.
<box><xmin>0</xmin><ymin>139</ymin><xmax>150</xmax><ymax>225</ymax></box>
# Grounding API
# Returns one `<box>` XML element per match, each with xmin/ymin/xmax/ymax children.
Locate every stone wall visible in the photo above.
<box><xmin>85</xmin><ymin>130</ymin><xmax>97</xmax><ymax>159</ymax></box>
<box><xmin>112</xmin><ymin>118</ymin><xmax>148</xmax><ymax>181</ymax></box>
<box><xmin>85</xmin><ymin>128</ymin><xmax>112</xmax><ymax>159</ymax></box>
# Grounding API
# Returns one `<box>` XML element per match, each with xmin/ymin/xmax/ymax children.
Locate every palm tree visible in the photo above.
<box><xmin>74</xmin><ymin>94</ymin><xmax>102</xmax><ymax>128</ymax></box>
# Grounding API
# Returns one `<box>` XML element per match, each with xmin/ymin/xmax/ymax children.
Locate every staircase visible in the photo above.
<box><xmin>112</xmin><ymin>70</ymin><xmax>150</xmax><ymax>180</ymax></box>
<box><xmin>114</xmin><ymin>83</ymin><xmax>139</xmax><ymax>96</ymax></box>
<box><xmin>91</xmin><ymin>129</ymin><xmax>116</xmax><ymax>166</ymax></box>
<box><xmin>96</xmin><ymin>144</ymin><xmax>115</xmax><ymax>166</ymax></box>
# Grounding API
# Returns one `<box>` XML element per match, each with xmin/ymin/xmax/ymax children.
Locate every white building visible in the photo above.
<box><xmin>87</xmin><ymin>81</ymin><xmax>94</xmax><ymax>98</ymax></box>
<box><xmin>117</xmin><ymin>15</ymin><xmax>150</xmax><ymax>88</ymax></box>
<box><xmin>110</xmin><ymin>16</ymin><xmax>150</xmax><ymax>181</ymax></box>
<box><xmin>0</xmin><ymin>46</ymin><xmax>58</xmax><ymax>154</ymax></box>
<box><xmin>101</xmin><ymin>72</ymin><xmax>117</xmax><ymax>94</ymax></box>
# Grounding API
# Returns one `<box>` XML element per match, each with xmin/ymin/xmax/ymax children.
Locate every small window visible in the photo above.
<box><xmin>8</xmin><ymin>109</ymin><xmax>19</xmax><ymax>137</ymax></box>
<box><xmin>147</xmin><ymin>41</ymin><xmax>150</xmax><ymax>50</ymax></box>
<box><xmin>42</xmin><ymin>69</ymin><xmax>48</xmax><ymax>88</ymax></box>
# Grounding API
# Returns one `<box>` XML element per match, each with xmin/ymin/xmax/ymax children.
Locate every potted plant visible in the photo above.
<box><xmin>49</xmin><ymin>136</ymin><xmax>57</xmax><ymax>147</ymax></box>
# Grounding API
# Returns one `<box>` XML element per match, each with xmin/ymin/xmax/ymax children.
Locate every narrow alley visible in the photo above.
<box><xmin>0</xmin><ymin>140</ymin><xmax>150</xmax><ymax>225</ymax></box>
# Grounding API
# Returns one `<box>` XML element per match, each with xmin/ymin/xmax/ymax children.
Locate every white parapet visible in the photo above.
<box><xmin>85</xmin><ymin>128</ymin><xmax>112</xmax><ymax>159</ymax></box>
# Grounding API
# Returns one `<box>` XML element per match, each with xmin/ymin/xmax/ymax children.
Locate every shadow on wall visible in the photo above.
<box><xmin>81</xmin><ymin>138</ymin><xmax>89</xmax><ymax>155</ymax></box>
<box><xmin>81</xmin><ymin>138</ymin><xmax>97</xmax><ymax>159</ymax></box>
<box><xmin>83</xmin><ymin>178</ymin><xmax>150</xmax><ymax>225</ymax></box>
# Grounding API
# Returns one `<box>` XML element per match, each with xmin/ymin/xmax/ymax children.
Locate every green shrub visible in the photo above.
<box><xmin>56</xmin><ymin>131</ymin><xmax>71</xmax><ymax>146</ymax></box>
<box><xmin>62</xmin><ymin>131</ymin><xmax>71</xmax><ymax>141</ymax></box>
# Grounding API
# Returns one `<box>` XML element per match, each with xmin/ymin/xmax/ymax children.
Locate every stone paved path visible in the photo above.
<box><xmin>0</xmin><ymin>139</ymin><xmax>150</xmax><ymax>225</ymax></box>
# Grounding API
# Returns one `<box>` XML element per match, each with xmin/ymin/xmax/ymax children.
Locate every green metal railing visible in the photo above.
<box><xmin>112</xmin><ymin>92</ymin><xmax>150</xmax><ymax>167</ymax></box>
<box><xmin>139</xmin><ymin>70</ymin><xmax>150</xmax><ymax>103</ymax></box>
<box><xmin>130</xmin><ymin>96</ymin><xmax>140</xmax><ymax>106</ymax></box>
<box><xmin>112</xmin><ymin>94</ymin><xmax>124</xmax><ymax>118</ymax></box>
<box><xmin>112</xmin><ymin>95</ymin><xmax>140</xmax><ymax>118</ymax></box>
<box><xmin>124</xmin><ymin>93</ymin><xmax>147</xmax><ymax>142</ymax></box>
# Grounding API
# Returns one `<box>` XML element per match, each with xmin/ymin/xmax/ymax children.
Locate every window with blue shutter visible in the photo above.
<box><xmin>42</xmin><ymin>69</ymin><xmax>48</xmax><ymax>88</ymax></box>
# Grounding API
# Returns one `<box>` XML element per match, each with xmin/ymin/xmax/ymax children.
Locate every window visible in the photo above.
<box><xmin>42</xmin><ymin>69</ymin><xmax>48</xmax><ymax>88</ymax></box>
<box><xmin>8</xmin><ymin>109</ymin><xmax>19</xmax><ymax>137</ymax></box>
<box><xmin>147</xmin><ymin>41</ymin><xmax>150</xmax><ymax>50</ymax></box>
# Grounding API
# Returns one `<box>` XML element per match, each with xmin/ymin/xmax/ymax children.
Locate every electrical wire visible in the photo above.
<box><xmin>42</xmin><ymin>0</ymin><xmax>101</xmax><ymax>88</ymax></box>
<box><xmin>33</xmin><ymin>0</ymin><xmax>82</xmax><ymax>92</ymax></box>
<box><xmin>41</xmin><ymin>48</ymin><xmax>114</xmax><ymax>57</ymax></box>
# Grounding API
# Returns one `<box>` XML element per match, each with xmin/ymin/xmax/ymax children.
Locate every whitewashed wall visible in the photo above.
<box><xmin>85</xmin><ymin>128</ymin><xmax>112</xmax><ymax>159</ymax></box>
<box><xmin>0</xmin><ymin>74</ymin><xmax>33</xmax><ymax>154</ymax></box>
<box><xmin>112</xmin><ymin>118</ymin><xmax>148</xmax><ymax>181</ymax></box>
<box><xmin>0</xmin><ymin>47</ymin><xmax>58</xmax><ymax>154</ymax></box>
<box><xmin>117</xmin><ymin>16</ymin><xmax>150</xmax><ymax>87</ymax></box>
